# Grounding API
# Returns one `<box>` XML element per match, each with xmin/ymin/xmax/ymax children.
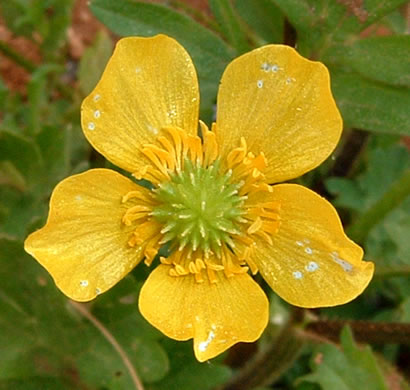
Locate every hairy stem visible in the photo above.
<box><xmin>305</xmin><ymin>318</ymin><xmax>410</xmax><ymax>345</ymax></box>
<box><xmin>70</xmin><ymin>301</ymin><xmax>145</xmax><ymax>390</ymax></box>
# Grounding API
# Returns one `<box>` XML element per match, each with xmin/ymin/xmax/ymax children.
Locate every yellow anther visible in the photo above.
<box><xmin>201</xmin><ymin>121</ymin><xmax>218</xmax><ymax>167</ymax></box>
<box><xmin>204</xmin><ymin>259</ymin><xmax>224</xmax><ymax>271</ymax></box>
<box><xmin>189</xmin><ymin>262</ymin><xmax>198</xmax><ymax>274</ymax></box>
<box><xmin>247</xmin><ymin>217</ymin><xmax>263</xmax><ymax>234</ymax></box>
<box><xmin>160</xmin><ymin>256</ymin><xmax>173</xmax><ymax>265</ymax></box>
<box><xmin>195</xmin><ymin>258</ymin><xmax>206</xmax><ymax>270</ymax></box>
<box><xmin>175</xmin><ymin>264</ymin><xmax>188</xmax><ymax>275</ymax></box>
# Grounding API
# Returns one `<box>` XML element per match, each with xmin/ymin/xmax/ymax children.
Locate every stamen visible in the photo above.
<box><xmin>123</xmin><ymin>127</ymin><xmax>281</xmax><ymax>283</ymax></box>
<box><xmin>247</xmin><ymin>217</ymin><xmax>263</xmax><ymax>234</ymax></box>
<box><xmin>201</xmin><ymin>121</ymin><xmax>218</xmax><ymax>167</ymax></box>
<box><xmin>121</xmin><ymin>187</ymin><xmax>162</xmax><ymax>263</ymax></box>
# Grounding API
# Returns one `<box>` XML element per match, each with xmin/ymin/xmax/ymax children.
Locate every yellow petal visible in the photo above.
<box><xmin>215</xmin><ymin>45</ymin><xmax>342</xmax><ymax>183</ymax></box>
<box><xmin>248</xmin><ymin>184</ymin><xmax>374</xmax><ymax>308</ymax></box>
<box><xmin>139</xmin><ymin>265</ymin><xmax>268</xmax><ymax>362</ymax></box>
<box><xmin>24</xmin><ymin>169</ymin><xmax>149</xmax><ymax>301</ymax></box>
<box><xmin>81</xmin><ymin>35</ymin><xmax>199</xmax><ymax>173</ymax></box>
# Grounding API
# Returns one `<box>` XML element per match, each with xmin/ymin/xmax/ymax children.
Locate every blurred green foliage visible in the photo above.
<box><xmin>301</xmin><ymin>327</ymin><xmax>388</xmax><ymax>390</ymax></box>
<box><xmin>0</xmin><ymin>0</ymin><xmax>409</xmax><ymax>389</ymax></box>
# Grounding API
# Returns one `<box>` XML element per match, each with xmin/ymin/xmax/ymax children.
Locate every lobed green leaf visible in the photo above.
<box><xmin>233</xmin><ymin>0</ymin><xmax>284</xmax><ymax>43</ymax></box>
<box><xmin>273</xmin><ymin>0</ymin><xmax>409</xmax><ymax>54</ymax></box>
<box><xmin>331</xmin><ymin>70</ymin><xmax>410</xmax><ymax>135</ymax></box>
<box><xmin>300</xmin><ymin>327</ymin><xmax>388</xmax><ymax>390</ymax></box>
<box><xmin>209</xmin><ymin>0</ymin><xmax>250</xmax><ymax>53</ymax></box>
<box><xmin>324</xmin><ymin>35</ymin><xmax>410</xmax><ymax>88</ymax></box>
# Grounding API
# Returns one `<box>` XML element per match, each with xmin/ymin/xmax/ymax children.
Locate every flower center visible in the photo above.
<box><xmin>121</xmin><ymin>125</ymin><xmax>281</xmax><ymax>282</ymax></box>
<box><xmin>151</xmin><ymin>159</ymin><xmax>245</xmax><ymax>255</ymax></box>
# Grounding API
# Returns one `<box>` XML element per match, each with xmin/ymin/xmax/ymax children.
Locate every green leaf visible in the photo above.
<box><xmin>74</xmin><ymin>328</ymin><xmax>139</xmax><ymax>389</ymax></box>
<box><xmin>358</xmin><ymin>164</ymin><xmax>410</xmax><ymax>233</ymax></box>
<box><xmin>326</xmin><ymin>140</ymin><xmax>410</xmax><ymax>270</ymax></box>
<box><xmin>0</xmin><ymin>237</ymin><xmax>78</xmax><ymax>380</ymax></box>
<box><xmin>152</xmin><ymin>359</ymin><xmax>232</xmax><ymax>390</ymax></box>
<box><xmin>0</xmin><ymin>130</ymin><xmax>44</xmax><ymax>187</ymax></box>
<box><xmin>366</xmin><ymin>196</ymin><xmax>410</xmax><ymax>271</ymax></box>
<box><xmin>92</xmin><ymin>276</ymin><xmax>162</xmax><ymax>340</ymax></box>
<box><xmin>78</xmin><ymin>30</ymin><xmax>114</xmax><ymax>95</ymax></box>
<box><xmin>90</xmin><ymin>0</ymin><xmax>234</xmax><ymax>122</ymax></box>
<box><xmin>209</xmin><ymin>0</ymin><xmax>250</xmax><ymax>53</ymax></box>
<box><xmin>27</xmin><ymin>64</ymin><xmax>64</xmax><ymax>135</ymax></box>
<box><xmin>147</xmin><ymin>332</ymin><xmax>232</xmax><ymax>390</ymax></box>
<box><xmin>356</xmin><ymin>149</ymin><xmax>410</xmax><ymax>297</ymax></box>
<box><xmin>35</xmin><ymin>125</ymin><xmax>71</xmax><ymax>193</ymax></box>
<box><xmin>75</xmin><ymin>327</ymin><xmax>169</xmax><ymax>386</ymax></box>
<box><xmin>89</xmin><ymin>276</ymin><xmax>170</xmax><ymax>383</ymax></box>
<box><xmin>271</xmin><ymin>0</ymin><xmax>319</xmax><ymax>53</ymax></box>
<box><xmin>0</xmin><ymin>377</ymin><xmax>70</xmax><ymax>390</ymax></box>
<box><xmin>0</xmin><ymin>1</ymin><xmax>32</xmax><ymax>36</ymax></box>
<box><xmin>401</xmin><ymin>297</ymin><xmax>410</xmax><ymax>322</ymax></box>
<box><xmin>381</xmin><ymin>8</ymin><xmax>409</xmax><ymax>34</ymax></box>
<box><xmin>132</xmin><ymin>339</ymin><xmax>169</xmax><ymax>383</ymax></box>
<box><xmin>234</xmin><ymin>0</ymin><xmax>284</xmax><ymax>43</ymax></box>
<box><xmin>0</xmin><ymin>78</ymin><xmax>8</xmax><ymax>105</ymax></box>
<box><xmin>273</xmin><ymin>0</ymin><xmax>409</xmax><ymax>54</ymax></box>
<box><xmin>325</xmin><ymin>177</ymin><xmax>365</xmax><ymax>211</ymax></box>
<box><xmin>356</xmin><ymin>141</ymin><xmax>409</xmax><ymax>206</ymax></box>
<box><xmin>0</xmin><ymin>0</ymin><xmax>73</xmax><ymax>56</ymax></box>
<box><xmin>340</xmin><ymin>327</ymin><xmax>387</xmax><ymax>388</ymax></box>
<box><xmin>295</xmin><ymin>384</ymin><xmax>321</xmax><ymax>390</ymax></box>
<box><xmin>300</xmin><ymin>327</ymin><xmax>388</xmax><ymax>390</ymax></box>
<box><xmin>383</xmin><ymin>200</ymin><xmax>410</xmax><ymax>264</ymax></box>
<box><xmin>0</xmin><ymin>187</ymin><xmax>46</xmax><ymax>239</ymax></box>
<box><xmin>0</xmin><ymin>161</ymin><xmax>27</xmax><ymax>193</ymax></box>
<box><xmin>41</xmin><ymin>0</ymin><xmax>73</xmax><ymax>57</ymax></box>
<box><xmin>323</xmin><ymin>35</ymin><xmax>410</xmax><ymax>88</ymax></box>
<box><xmin>330</xmin><ymin>70</ymin><xmax>410</xmax><ymax>135</ymax></box>
<box><xmin>0</xmin><ymin>126</ymin><xmax>69</xmax><ymax>238</ymax></box>
<box><xmin>0</xmin><ymin>237</ymin><xmax>169</xmax><ymax>387</ymax></box>
<box><xmin>76</xmin><ymin>288</ymin><xmax>169</xmax><ymax>386</ymax></box>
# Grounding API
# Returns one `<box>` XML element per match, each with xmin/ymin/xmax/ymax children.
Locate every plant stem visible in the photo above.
<box><xmin>70</xmin><ymin>301</ymin><xmax>145</xmax><ymax>390</ymax></box>
<box><xmin>305</xmin><ymin>318</ymin><xmax>410</xmax><ymax>345</ymax></box>
<box><xmin>331</xmin><ymin>128</ymin><xmax>369</xmax><ymax>178</ymax></box>
<box><xmin>0</xmin><ymin>40</ymin><xmax>36</xmax><ymax>72</ymax></box>
<box><xmin>347</xmin><ymin>169</ymin><xmax>410</xmax><ymax>243</ymax></box>
<box><xmin>374</xmin><ymin>264</ymin><xmax>410</xmax><ymax>279</ymax></box>
<box><xmin>283</xmin><ymin>18</ymin><xmax>297</xmax><ymax>47</ymax></box>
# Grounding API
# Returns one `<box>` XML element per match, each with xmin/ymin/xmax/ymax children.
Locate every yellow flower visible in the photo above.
<box><xmin>25</xmin><ymin>35</ymin><xmax>374</xmax><ymax>362</ymax></box>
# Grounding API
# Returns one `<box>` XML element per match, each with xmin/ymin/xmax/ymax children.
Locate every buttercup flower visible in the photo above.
<box><xmin>25</xmin><ymin>35</ymin><xmax>374</xmax><ymax>361</ymax></box>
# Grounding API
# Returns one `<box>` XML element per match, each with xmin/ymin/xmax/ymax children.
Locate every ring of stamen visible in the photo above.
<box><xmin>151</xmin><ymin>159</ymin><xmax>245</xmax><ymax>256</ymax></box>
<box><xmin>121</xmin><ymin>126</ymin><xmax>281</xmax><ymax>282</ymax></box>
